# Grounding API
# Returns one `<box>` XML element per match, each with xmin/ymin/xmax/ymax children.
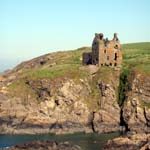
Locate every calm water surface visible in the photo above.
<box><xmin>0</xmin><ymin>132</ymin><xmax>120</xmax><ymax>150</ymax></box>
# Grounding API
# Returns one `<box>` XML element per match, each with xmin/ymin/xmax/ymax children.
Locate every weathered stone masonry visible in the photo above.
<box><xmin>82</xmin><ymin>33</ymin><xmax>122</xmax><ymax>67</ymax></box>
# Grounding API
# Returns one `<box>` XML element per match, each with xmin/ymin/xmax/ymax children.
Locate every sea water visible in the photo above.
<box><xmin>0</xmin><ymin>132</ymin><xmax>120</xmax><ymax>150</ymax></box>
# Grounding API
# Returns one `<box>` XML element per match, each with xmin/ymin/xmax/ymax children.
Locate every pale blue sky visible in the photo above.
<box><xmin>0</xmin><ymin>0</ymin><xmax>150</xmax><ymax>71</ymax></box>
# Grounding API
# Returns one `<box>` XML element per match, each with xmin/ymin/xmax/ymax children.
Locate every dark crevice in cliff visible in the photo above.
<box><xmin>120</xmin><ymin>108</ymin><xmax>130</xmax><ymax>132</ymax></box>
<box><xmin>143</xmin><ymin>108</ymin><xmax>150</xmax><ymax>127</ymax></box>
<box><xmin>118</xmin><ymin>69</ymin><xmax>131</xmax><ymax>132</ymax></box>
<box><xmin>118</xmin><ymin>69</ymin><xmax>130</xmax><ymax>106</ymax></box>
<box><xmin>91</xmin><ymin>112</ymin><xmax>96</xmax><ymax>132</ymax></box>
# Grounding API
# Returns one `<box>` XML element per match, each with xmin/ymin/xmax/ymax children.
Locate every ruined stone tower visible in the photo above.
<box><xmin>82</xmin><ymin>33</ymin><xmax>122</xmax><ymax>67</ymax></box>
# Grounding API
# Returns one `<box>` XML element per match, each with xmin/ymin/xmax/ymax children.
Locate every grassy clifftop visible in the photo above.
<box><xmin>11</xmin><ymin>42</ymin><xmax>150</xmax><ymax>80</ymax></box>
<box><xmin>6</xmin><ymin>42</ymin><xmax>150</xmax><ymax>98</ymax></box>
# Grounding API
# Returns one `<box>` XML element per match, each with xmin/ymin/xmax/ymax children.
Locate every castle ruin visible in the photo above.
<box><xmin>82</xmin><ymin>33</ymin><xmax>122</xmax><ymax>67</ymax></box>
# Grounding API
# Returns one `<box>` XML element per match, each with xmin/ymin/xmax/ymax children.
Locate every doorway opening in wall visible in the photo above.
<box><xmin>110</xmin><ymin>63</ymin><xmax>112</xmax><ymax>66</ymax></box>
<box><xmin>96</xmin><ymin>58</ymin><xmax>98</xmax><ymax>63</ymax></box>
<box><xmin>115</xmin><ymin>53</ymin><xmax>117</xmax><ymax>60</ymax></box>
<box><xmin>114</xmin><ymin>63</ymin><xmax>117</xmax><ymax>66</ymax></box>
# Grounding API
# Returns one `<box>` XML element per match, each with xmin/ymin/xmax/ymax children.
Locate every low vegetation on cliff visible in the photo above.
<box><xmin>9</xmin><ymin>42</ymin><xmax>150</xmax><ymax>107</ymax></box>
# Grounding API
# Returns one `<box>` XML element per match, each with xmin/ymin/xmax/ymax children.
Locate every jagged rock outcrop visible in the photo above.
<box><xmin>8</xmin><ymin>141</ymin><xmax>82</xmax><ymax>150</ymax></box>
<box><xmin>103</xmin><ymin>133</ymin><xmax>150</xmax><ymax>150</ymax></box>
<box><xmin>102</xmin><ymin>70</ymin><xmax>150</xmax><ymax>149</ymax></box>
<box><xmin>122</xmin><ymin>71</ymin><xmax>150</xmax><ymax>133</ymax></box>
<box><xmin>0</xmin><ymin>78</ymin><xmax>92</xmax><ymax>134</ymax></box>
<box><xmin>93</xmin><ymin>81</ymin><xmax>120</xmax><ymax>133</ymax></box>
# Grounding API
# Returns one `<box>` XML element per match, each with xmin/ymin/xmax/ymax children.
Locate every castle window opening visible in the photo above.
<box><xmin>107</xmin><ymin>56</ymin><xmax>109</xmax><ymax>60</ymax></box>
<box><xmin>114</xmin><ymin>45</ymin><xmax>118</xmax><ymax>49</ymax></box>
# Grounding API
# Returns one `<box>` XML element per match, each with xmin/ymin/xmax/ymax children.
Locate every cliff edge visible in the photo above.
<box><xmin>0</xmin><ymin>47</ymin><xmax>120</xmax><ymax>134</ymax></box>
<box><xmin>0</xmin><ymin>42</ymin><xmax>150</xmax><ymax>137</ymax></box>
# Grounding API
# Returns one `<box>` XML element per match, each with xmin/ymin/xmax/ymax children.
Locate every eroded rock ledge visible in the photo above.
<box><xmin>7</xmin><ymin>141</ymin><xmax>82</xmax><ymax>150</ymax></box>
<box><xmin>103</xmin><ymin>133</ymin><xmax>150</xmax><ymax>150</ymax></box>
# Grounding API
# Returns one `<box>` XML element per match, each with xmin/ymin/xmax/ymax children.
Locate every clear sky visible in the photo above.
<box><xmin>0</xmin><ymin>0</ymin><xmax>150</xmax><ymax>72</ymax></box>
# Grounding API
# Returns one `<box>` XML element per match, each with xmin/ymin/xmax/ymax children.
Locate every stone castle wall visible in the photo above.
<box><xmin>82</xmin><ymin>33</ymin><xmax>122</xmax><ymax>67</ymax></box>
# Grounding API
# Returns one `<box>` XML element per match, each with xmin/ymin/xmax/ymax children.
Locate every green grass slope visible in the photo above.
<box><xmin>122</xmin><ymin>42</ymin><xmax>150</xmax><ymax>74</ymax></box>
<box><xmin>11</xmin><ymin>42</ymin><xmax>150</xmax><ymax>80</ymax></box>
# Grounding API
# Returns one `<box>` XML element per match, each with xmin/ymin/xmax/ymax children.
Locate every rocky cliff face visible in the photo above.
<box><xmin>0</xmin><ymin>49</ymin><xmax>121</xmax><ymax>134</ymax></box>
<box><xmin>93</xmin><ymin>80</ymin><xmax>120</xmax><ymax>133</ymax></box>
<box><xmin>121</xmin><ymin>71</ymin><xmax>150</xmax><ymax>133</ymax></box>
<box><xmin>103</xmin><ymin>70</ymin><xmax>150</xmax><ymax>149</ymax></box>
<box><xmin>0</xmin><ymin>77</ymin><xmax>91</xmax><ymax>134</ymax></box>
